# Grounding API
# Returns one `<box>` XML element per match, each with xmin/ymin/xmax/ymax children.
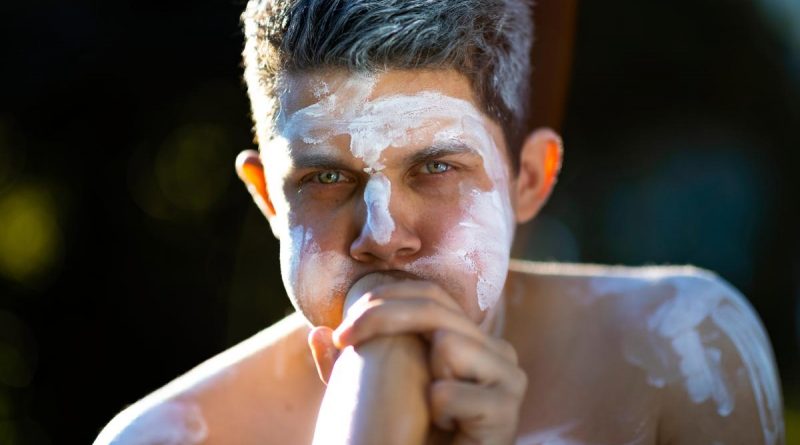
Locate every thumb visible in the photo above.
<box><xmin>308</xmin><ymin>326</ymin><xmax>339</xmax><ymax>385</ymax></box>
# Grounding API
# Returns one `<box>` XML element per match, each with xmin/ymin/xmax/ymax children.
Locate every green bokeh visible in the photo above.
<box><xmin>0</xmin><ymin>185</ymin><xmax>62</xmax><ymax>285</ymax></box>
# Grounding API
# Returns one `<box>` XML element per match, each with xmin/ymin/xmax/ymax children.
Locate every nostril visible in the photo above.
<box><xmin>349</xmin><ymin>224</ymin><xmax>421</xmax><ymax>264</ymax></box>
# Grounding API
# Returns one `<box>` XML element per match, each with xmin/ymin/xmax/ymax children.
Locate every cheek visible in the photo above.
<box><xmin>279</xmin><ymin>225</ymin><xmax>351</xmax><ymax>326</ymax></box>
<box><xmin>405</xmin><ymin>187</ymin><xmax>514</xmax><ymax>315</ymax></box>
<box><xmin>458</xmin><ymin>188</ymin><xmax>514</xmax><ymax>310</ymax></box>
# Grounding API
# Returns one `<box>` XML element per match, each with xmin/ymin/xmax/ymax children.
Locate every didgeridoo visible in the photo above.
<box><xmin>312</xmin><ymin>273</ymin><xmax>439</xmax><ymax>445</ymax></box>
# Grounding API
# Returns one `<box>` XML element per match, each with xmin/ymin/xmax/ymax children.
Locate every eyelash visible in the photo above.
<box><xmin>419</xmin><ymin>160</ymin><xmax>453</xmax><ymax>175</ymax></box>
<box><xmin>301</xmin><ymin>160</ymin><xmax>455</xmax><ymax>187</ymax></box>
<box><xmin>302</xmin><ymin>170</ymin><xmax>353</xmax><ymax>185</ymax></box>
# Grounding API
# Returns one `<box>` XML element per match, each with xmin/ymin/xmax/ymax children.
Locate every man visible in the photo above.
<box><xmin>95</xmin><ymin>0</ymin><xmax>785</xmax><ymax>443</ymax></box>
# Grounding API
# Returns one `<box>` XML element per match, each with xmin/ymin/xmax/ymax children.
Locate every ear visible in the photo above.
<box><xmin>513</xmin><ymin>128</ymin><xmax>563</xmax><ymax>223</ymax></box>
<box><xmin>235</xmin><ymin>149</ymin><xmax>277</xmax><ymax>221</ymax></box>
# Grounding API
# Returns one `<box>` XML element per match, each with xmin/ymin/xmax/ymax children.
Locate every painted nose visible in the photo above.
<box><xmin>350</xmin><ymin>175</ymin><xmax>421</xmax><ymax>264</ymax></box>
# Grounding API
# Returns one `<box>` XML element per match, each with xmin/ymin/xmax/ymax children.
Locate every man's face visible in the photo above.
<box><xmin>261</xmin><ymin>69</ymin><xmax>517</xmax><ymax>328</ymax></box>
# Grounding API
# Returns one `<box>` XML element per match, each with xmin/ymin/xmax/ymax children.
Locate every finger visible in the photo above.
<box><xmin>347</xmin><ymin>281</ymin><xmax>518</xmax><ymax>361</ymax></box>
<box><xmin>429</xmin><ymin>380</ymin><xmax>518</xmax><ymax>437</ymax></box>
<box><xmin>333</xmin><ymin>298</ymin><xmax>485</xmax><ymax>349</ymax></box>
<box><xmin>430</xmin><ymin>330</ymin><xmax>527</xmax><ymax>394</ymax></box>
<box><xmin>307</xmin><ymin>326</ymin><xmax>338</xmax><ymax>385</ymax></box>
<box><xmin>492</xmin><ymin>337</ymin><xmax>519</xmax><ymax>365</ymax></box>
<box><xmin>354</xmin><ymin>281</ymin><xmax>468</xmax><ymax>344</ymax></box>
<box><xmin>363</xmin><ymin>281</ymin><xmax>464</xmax><ymax>314</ymax></box>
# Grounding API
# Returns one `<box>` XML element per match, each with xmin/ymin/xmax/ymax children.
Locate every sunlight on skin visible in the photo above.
<box><xmin>260</xmin><ymin>70</ymin><xmax>516</xmax><ymax>328</ymax></box>
<box><xmin>588</xmin><ymin>270</ymin><xmax>784</xmax><ymax>444</ymax></box>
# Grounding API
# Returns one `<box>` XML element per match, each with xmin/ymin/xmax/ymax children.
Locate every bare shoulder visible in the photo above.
<box><xmin>509</xmin><ymin>260</ymin><xmax>785</xmax><ymax>445</ymax></box>
<box><xmin>94</xmin><ymin>312</ymin><xmax>324</xmax><ymax>445</ymax></box>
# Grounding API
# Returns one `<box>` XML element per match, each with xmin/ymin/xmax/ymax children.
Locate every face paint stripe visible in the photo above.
<box><xmin>363</xmin><ymin>174</ymin><xmax>395</xmax><ymax>245</ymax></box>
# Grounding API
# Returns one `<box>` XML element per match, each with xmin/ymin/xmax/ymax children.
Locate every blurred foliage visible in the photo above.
<box><xmin>786</xmin><ymin>406</ymin><xmax>799</xmax><ymax>445</ymax></box>
<box><xmin>0</xmin><ymin>185</ymin><xmax>62</xmax><ymax>286</ymax></box>
<box><xmin>154</xmin><ymin>123</ymin><xmax>232</xmax><ymax>215</ymax></box>
<box><xmin>128</xmin><ymin>123</ymin><xmax>233</xmax><ymax>221</ymax></box>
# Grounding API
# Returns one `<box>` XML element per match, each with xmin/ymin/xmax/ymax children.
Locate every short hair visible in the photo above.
<box><xmin>241</xmin><ymin>0</ymin><xmax>533</xmax><ymax>163</ymax></box>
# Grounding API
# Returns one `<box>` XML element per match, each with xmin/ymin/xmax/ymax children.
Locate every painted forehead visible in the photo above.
<box><xmin>275</xmin><ymin>72</ymin><xmax>508</xmax><ymax>167</ymax></box>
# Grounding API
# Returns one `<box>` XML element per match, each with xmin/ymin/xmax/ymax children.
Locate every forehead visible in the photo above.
<box><xmin>279</xmin><ymin>69</ymin><xmax>481</xmax><ymax>117</ymax></box>
<box><xmin>273</xmin><ymin>69</ymin><xmax>511</xmax><ymax>168</ymax></box>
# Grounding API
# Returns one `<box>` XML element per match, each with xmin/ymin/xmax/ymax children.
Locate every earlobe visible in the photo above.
<box><xmin>235</xmin><ymin>149</ymin><xmax>276</xmax><ymax>218</ymax></box>
<box><xmin>514</xmin><ymin>128</ymin><xmax>563</xmax><ymax>223</ymax></box>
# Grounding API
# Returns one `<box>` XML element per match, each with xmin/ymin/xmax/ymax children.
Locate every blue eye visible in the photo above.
<box><xmin>316</xmin><ymin>170</ymin><xmax>342</xmax><ymax>184</ymax></box>
<box><xmin>423</xmin><ymin>161</ymin><xmax>451</xmax><ymax>174</ymax></box>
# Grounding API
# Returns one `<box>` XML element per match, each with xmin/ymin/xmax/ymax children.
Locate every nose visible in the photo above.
<box><xmin>350</xmin><ymin>175</ymin><xmax>421</xmax><ymax>264</ymax></box>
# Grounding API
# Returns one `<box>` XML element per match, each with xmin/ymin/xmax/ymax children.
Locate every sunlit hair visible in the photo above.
<box><xmin>241</xmin><ymin>0</ymin><xmax>533</xmax><ymax>157</ymax></box>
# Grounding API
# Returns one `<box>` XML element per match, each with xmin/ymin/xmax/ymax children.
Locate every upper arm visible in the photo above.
<box><xmin>657</xmin><ymin>275</ymin><xmax>784</xmax><ymax>445</ymax></box>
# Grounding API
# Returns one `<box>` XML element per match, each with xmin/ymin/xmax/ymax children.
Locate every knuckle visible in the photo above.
<box><xmin>495</xmin><ymin>338</ymin><xmax>518</xmax><ymax>364</ymax></box>
<box><xmin>502</xmin><ymin>398</ymin><xmax>520</xmax><ymax>422</ymax></box>
<box><xmin>432</xmin><ymin>331</ymin><xmax>464</xmax><ymax>367</ymax></box>
<box><xmin>510</xmin><ymin>368</ymin><xmax>528</xmax><ymax>395</ymax></box>
<box><xmin>430</xmin><ymin>380</ymin><xmax>455</xmax><ymax>410</ymax></box>
<box><xmin>432</xmin><ymin>328</ymin><xmax>448</xmax><ymax>341</ymax></box>
<box><xmin>363</xmin><ymin>290</ymin><xmax>382</xmax><ymax>303</ymax></box>
<box><xmin>432</xmin><ymin>329</ymin><xmax>453</xmax><ymax>350</ymax></box>
<box><xmin>418</xmin><ymin>298</ymin><xmax>441</xmax><ymax>313</ymax></box>
<box><xmin>350</xmin><ymin>309</ymin><xmax>374</xmax><ymax>331</ymax></box>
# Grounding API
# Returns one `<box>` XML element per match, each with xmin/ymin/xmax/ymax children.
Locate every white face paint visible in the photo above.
<box><xmin>588</xmin><ymin>271</ymin><xmax>784</xmax><ymax>445</ymax></box>
<box><xmin>403</xmin><ymin>186</ymin><xmax>512</xmax><ymax>311</ymax></box>
<box><xmin>271</xmin><ymin>72</ymin><xmax>515</xmax><ymax>320</ymax></box>
<box><xmin>400</xmin><ymin>97</ymin><xmax>514</xmax><ymax>311</ymax></box>
<box><xmin>363</xmin><ymin>174</ymin><xmax>395</xmax><ymax>245</ymax></box>
<box><xmin>279</xmin><ymin>225</ymin><xmax>353</xmax><ymax>322</ymax></box>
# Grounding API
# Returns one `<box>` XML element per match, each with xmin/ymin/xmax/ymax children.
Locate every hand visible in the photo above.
<box><xmin>308</xmin><ymin>280</ymin><xmax>527</xmax><ymax>445</ymax></box>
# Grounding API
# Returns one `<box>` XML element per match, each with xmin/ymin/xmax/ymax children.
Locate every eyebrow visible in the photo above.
<box><xmin>290</xmin><ymin>141</ymin><xmax>482</xmax><ymax>171</ymax></box>
<box><xmin>404</xmin><ymin>142</ymin><xmax>482</xmax><ymax>166</ymax></box>
<box><xmin>291</xmin><ymin>151</ymin><xmax>354</xmax><ymax>171</ymax></box>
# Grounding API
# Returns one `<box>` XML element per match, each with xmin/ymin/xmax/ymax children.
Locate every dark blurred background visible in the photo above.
<box><xmin>0</xmin><ymin>1</ymin><xmax>798</xmax><ymax>443</ymax></box>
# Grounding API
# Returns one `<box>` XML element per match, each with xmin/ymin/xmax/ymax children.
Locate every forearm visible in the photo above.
<box><xmin>313</xmin><ymin>334</ymin><xmax>431</xmax><ymax>445</ymax></box>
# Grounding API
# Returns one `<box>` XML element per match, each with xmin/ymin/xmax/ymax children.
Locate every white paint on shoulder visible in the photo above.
<box><xmin>583</xmin><ymin>268</ymin><xmax>783</xmax><ymax>444</ymax></box>
<box><xmin>709</xmin><ymin>285</ymin><xmax>784</xmax><ymax>445</ymax></box>
<box><xmin>94</xmin><ymin>400</ymin><xmax>207</xmax><ymax>445</ymax></box>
